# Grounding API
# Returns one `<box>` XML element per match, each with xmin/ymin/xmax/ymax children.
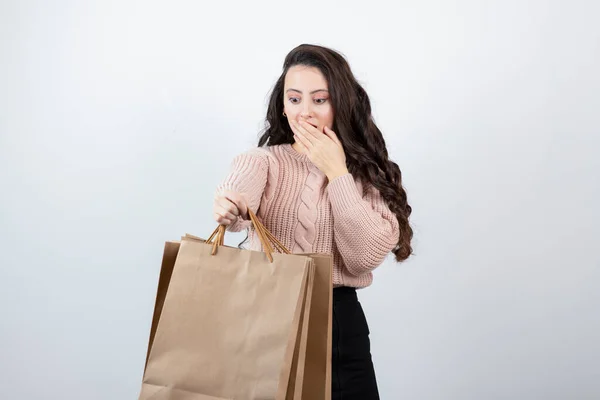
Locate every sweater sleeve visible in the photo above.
<box><xmin>215</xmin><ymin>148</ymin><xmax>270</xmax><ymax>232</ymax></box>
<box><xmin>327</xmin><ymin>173</ymin><xmax>399</xmax><ymax>275</ymax></box>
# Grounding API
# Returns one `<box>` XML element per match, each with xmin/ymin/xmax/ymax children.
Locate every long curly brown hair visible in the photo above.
<box><xmin>258</xmin><ymin>44</ymin><xmax>413</xmax><ymax>262</ymax></box>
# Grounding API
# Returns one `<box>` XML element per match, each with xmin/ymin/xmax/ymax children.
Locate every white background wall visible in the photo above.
<box><xmin>1</xmin><ymin>0</ymin><xmax>599</xmax><ymax>399</ymax></box>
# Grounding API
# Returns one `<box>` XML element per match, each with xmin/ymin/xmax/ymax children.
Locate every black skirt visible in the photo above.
<box><xmin>332</xmin><ymin>287</ymin><xmax>380</xmax><ymax>399</ymax></box>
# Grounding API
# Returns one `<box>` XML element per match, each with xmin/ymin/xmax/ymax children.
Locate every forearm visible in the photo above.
<box><xmin>216</xmin><ymin>149</ymin><xmax>270</xmax><ymax>231</ymax></box>
<box><xmin>328</xmin><ymin>173</ymin><xmax>399</xmax><ymax>274</ymax></box>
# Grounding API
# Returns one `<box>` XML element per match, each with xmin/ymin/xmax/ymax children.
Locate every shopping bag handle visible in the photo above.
<box><xmin>206</xmin><ymin>209</ymin><xmax>291</xmax><ymax>262</ymax></box>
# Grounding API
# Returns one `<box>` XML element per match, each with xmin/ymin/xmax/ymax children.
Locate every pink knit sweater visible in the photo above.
<box><xmin>216</xmin><ymin>143</ymin><xmax>399</xmax><ymax>288</ymax></box>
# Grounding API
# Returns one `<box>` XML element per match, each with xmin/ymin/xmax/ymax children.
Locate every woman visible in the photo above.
<box><xmin>213</xmin><ymin>43</ymin><xmax>413</xmax><ymax>399</ymax></box>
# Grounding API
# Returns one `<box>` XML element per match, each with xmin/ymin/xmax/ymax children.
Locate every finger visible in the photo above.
<box><xmin>289</xmin><ymin>120</ymin><xmax>305</xmax><ymax>138</ymax></box>
<box><xmin>298</xmin><ymin>120</ymin><xmax>323</xmax><ymax>141</ymax></box>
<box><xmin>290</xmin><ymin>122</ymin><xmax>312</xmax><ymax>148</ymax></box>
<box><xmin>216</xmin><ymin>197</ymin><xmax>239</xmax><ymax>216</ymax></box>
<box><xmin>323</xmin><ymin>126</ymin><xmax>341</xmax><ymax>145</ymax></box>
<box><xmin>214</xmin><ymin>213</ymin><xmax>233</xmax><ymax>225</ymax></box>
<box><xmin>293</xmin><ymin>130</ymin><xmax>312</xmax><ymax>150</ymax></box>
<box><xmin>214</xmin><ymin>204</ymin><xmax>237</xmax><ymax>220</ymax></box>
<box><xmin>220</xmin><ymin>189</ymin><xmax>241</xmax><ymax>204</ymax></box>
<box><xmin>219</xmin><ymin>191</ymin><xmax>244</xmax><ymax>214</ymax></box>
<box><xmin>293</xmin><ymin>134</ymin><xmax>309</xmax><ymax>153</ymax></box>
<box><xmin>224</xmin><ymin>191</ymin><xmax>248</xmax><ymax>218</ymax></box>
<box><xmin>215</xmin><ymin>215</ymin><xmax>233</xmax><ymax>225</ymax></box>
<box><xmin>219</xmin><ymin>193</ymin><xmax>239</xmax><ymax>214</ymax></box>
<box><xmin>291</xmin><ymin>120</ymin><xmax>315</xmax><ymax>145</ymax></box>
<box><xmin>235</xmin><ymin>194</ymin><xmax>249</xmax><ymax>219</ymax></box>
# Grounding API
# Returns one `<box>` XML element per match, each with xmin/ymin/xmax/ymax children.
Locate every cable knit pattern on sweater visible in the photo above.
<box><xmin>216</xmin><ymin>143</ymin><xmax>399</xmax><ymax>289</ymax></box>
<box><xmin>294</xmin><ymin>164</ymin><xmax>324</xmax><ymax>253</ymax></box>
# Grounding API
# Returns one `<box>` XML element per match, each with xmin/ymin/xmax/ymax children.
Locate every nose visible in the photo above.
<box><xmin>300</xmin><ymin>103</ymin><xmax>312</xmax><ymax>119</ymax></box>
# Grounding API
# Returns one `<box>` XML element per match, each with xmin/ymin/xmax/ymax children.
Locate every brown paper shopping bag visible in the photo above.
<box><xmin>298</xmin><ymin>254</ymin><xmax>333</xmax><ymax>399</ymax></box>
<box><xmin>281</xmin><ymin>254</ymin><xmax>332</xmax><ymax>400</ymax></box>
<box><xmin>144</xmin><ymin>241</ymin><xmax>180</xmax><ymax>370</ymax></box>
<box><xmin>139</xmin><ymin>211</ymin><xmax>326</xmax><ymax>400</ymax></box>
<box><xmin>254</xmin><ymin>230</ymin><xmax>334</xmax><ymax>400</ymax></box>
<box><xmin>283</xmin><ymin>258</ymin><xmax>314</xmax><ymax>399</ymax></box>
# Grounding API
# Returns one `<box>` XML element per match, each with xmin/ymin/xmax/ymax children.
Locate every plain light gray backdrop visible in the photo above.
<box><xmin>1</xmin><ymin>0</ymin><xmax>599</xmax><ymax>399</ymax></box>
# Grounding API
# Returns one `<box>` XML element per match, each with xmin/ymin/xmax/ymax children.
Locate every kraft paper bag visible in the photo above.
<box><xmin>144</xmin><ymin>241</ymin><xmax>180</xmax><ymax>370</ymax></box>
<box><xmin>282</xmin><ymin>259</ymin><xmax>314</xmax><ymax>400</ymax></box>
<box><xmin>140</xmin><ymin>212</ymin><xmax>332</xmax><ymax>399</ymax></box>
<box><xmin>283</xmin><ymin>254</ymin><xmax>333</xmax><ymax>400</ymax></box>
<box><xmin>140</xmin><ymin>238</ymin><xmax>314</xmax><ymax>399</ymax></box>
<box><xmin>259</xmin><ymin>227</ymin><xmax>334</xmax><ymax>399</ymax></box>
<box><xmin>299</xmin><ymin>254</ymin><xmax>333</xmax><ymax>400</ymax></box>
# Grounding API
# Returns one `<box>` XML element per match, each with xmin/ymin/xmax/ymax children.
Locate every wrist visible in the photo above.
<box><xmin>326</xmin><ymin>167</ymin><xmax>349</xmax><ymax>181</ymax></box>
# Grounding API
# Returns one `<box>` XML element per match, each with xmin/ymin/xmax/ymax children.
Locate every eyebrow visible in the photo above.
<box><xmin>286</xmin><ymin>89</ymin><xmax>329</xmax><ymax>95</ymax></box>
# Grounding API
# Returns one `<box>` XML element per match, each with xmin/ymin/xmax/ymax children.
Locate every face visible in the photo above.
<box><xmin>283</xmin><ymin>65</ymin><xmax>334</xmax><ymax>133</ymax></box>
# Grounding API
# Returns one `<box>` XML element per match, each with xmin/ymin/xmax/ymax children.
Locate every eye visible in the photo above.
<box><xmin>314</xmin><ymin>98</ymin><xmax>328</xmax><ymax>104</ymax></box>
<box><xmin>288</xmin><ymin>97</ymin><xmax>300</xmax><ymax>104</ymax></box>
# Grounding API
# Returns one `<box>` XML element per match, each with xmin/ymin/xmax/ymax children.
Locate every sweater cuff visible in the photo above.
<box><xmin>327</xmin><ymin>173</ymin><xmax>363</xmax><ymax>213</ymax></box>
